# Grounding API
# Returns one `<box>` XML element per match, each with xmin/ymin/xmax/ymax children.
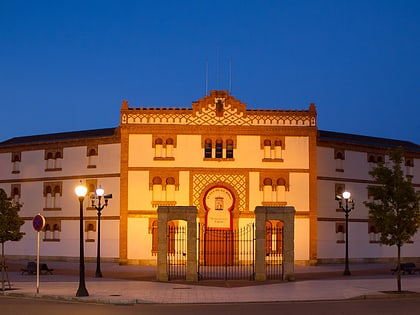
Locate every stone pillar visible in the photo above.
<box><xmin>156</xmin><ymin>207</ymin><xmax>169</xmax><ymax>281</ymax></box>
<box><xmin>254</xmin><ymin>206</ymin><xmax>295</xmax><ymax>281</ymax></box>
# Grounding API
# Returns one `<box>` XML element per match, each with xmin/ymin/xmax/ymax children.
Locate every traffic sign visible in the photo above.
<box><xmin>32</xmin><ymin>214</ymin><xmax>45</xmax><ymax>232</ymax></box>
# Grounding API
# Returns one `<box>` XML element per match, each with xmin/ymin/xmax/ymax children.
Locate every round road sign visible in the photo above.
<box><xmin>32</xmin><ymin>214</ymin><xmax>46</xmax><ymax>232</ymax></box>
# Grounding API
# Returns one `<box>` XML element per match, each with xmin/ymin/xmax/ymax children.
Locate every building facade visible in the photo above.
<box><xmin>0</xmin><ymin>90</ymin><xmax>419</xmax><ymax>265</ymax></box>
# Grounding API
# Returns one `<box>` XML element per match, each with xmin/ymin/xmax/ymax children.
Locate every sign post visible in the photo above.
<box><xmin>32</xmin><ymin>214</ymin><xmax>45</xmax><ymax>294</ymax></box>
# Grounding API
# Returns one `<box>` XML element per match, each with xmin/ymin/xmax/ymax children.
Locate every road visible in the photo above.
<box><xmin>1</xmin><ymin>296</ymin><xmax>420</xmax><ymax>315</ymax></box>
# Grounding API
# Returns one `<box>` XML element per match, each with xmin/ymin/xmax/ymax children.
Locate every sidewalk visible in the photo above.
<box><xmin>2</xmin><ymin>261</ymin><xmax>420</xmax><ymax>304</ymax></box>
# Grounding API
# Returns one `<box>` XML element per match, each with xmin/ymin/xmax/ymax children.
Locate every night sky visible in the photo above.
<box><xmin>1</xmin><ymin>0</ymin><xmax>419</xmax><ymax>143</ymax></box>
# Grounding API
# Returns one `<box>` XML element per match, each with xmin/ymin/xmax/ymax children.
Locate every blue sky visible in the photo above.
<box><xmin>1</xmin><ymin>0</ymin><xmax>419</xmax><ymax>143</ymax></box>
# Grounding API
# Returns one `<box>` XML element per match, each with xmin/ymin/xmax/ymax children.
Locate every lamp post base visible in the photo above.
<box><xmin>76</xmin><ymin>285</ymin><xmax>89</xmax><ymax>297</ymax></box>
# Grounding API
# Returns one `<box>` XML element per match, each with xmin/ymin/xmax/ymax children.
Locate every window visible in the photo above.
<box><xmin>166</xmin><ymin>138</ymin><xmax>174</xmax><ymax>158</ymax></box>
<box><xmin>262</xmin><ymin>137</ymin><xmax>284</xmax><ymax>162</ymax></box>
<box><xmin>152</xmin><ymin>177</ymin><xmax>163</xmax><ymax>202</ymax></box>
<box><xmin>335</xmin><ymin>183</ymin><xmax>345</xmax><ymax>207</ymax></box>
<box><xmin>153</xmin><ymin>136</ymin><xmax>176</xmax><ymax>160</ymax></box>
<box><xmin>11</xmin><ymin>185</ymin><xmax>20</xmax><ymax>205</ymax></box>
<box><xmin>276</xmin><ymin>178</ymin><xmax>287</xmax><ymax>202</ymax></box>
<box><xmin>86</xmin><ymin>222</ymin><xmax>96</xmax><ymax>242</ymax></box>
<box><xmin>87</xmin><ymin>146</ymin><xmax>98</xmax><ymax>168</ymax></box>
<box><xmin>405</xmin><ymin>158</ymin><xmax>414</xmax><ymax>178</ymax></box>
<box><xmin>203</xmin><ymin>138</ymin><xmax>235</xmax><ymax>160</ymax></box>
<box><xmin>151</xmin><ymin>175</ymin><xmax>177</xmax><ymax>207</ymax></box>
<box><xmin>334</xmin><ymin>149</ymin><xmax>345</xmax><ymax>172</ymax></box>
<box><xmin>155</xmin><ymin>138</ymin><xmax>163</xmax><ymax>157</ymax></box>
<box><xmin>12</xmin><ymin>152</ymin><xmax>21</xmax><ymax>173</ymax></box>
<box><xmin>43</xmin><ymin>220</ymin><xmax>61</xmax><ymax>241</ymax></box>
<box><xmin>86</xmin><ymin>180</ymin><xmax>98</xmax><ymax>210</ymax></box>
<box><xmin>367</xmin><ymin>153</ymin><xmax>384</xmax><ymax>171</ymax></box>
<box><xmin>204</xmin><ymin>139</ymin><xmax>212</xmax><ymax>158</ymax></box>
<box><xmin>274</xmin><ymin>140</ymin><xmax>282</xmax><ymax>159</ymax></box>
<box><xmin>368</xmin><ymin>223</ymin><xmax>380</xmax><ymax>243</ymax></box>
<box><xmin>336</xmin><ymin>223</ymin><xmax>345</xmax><ymax>243</ymax></box>
<box><xmin>263</xmin><ymin>140</ymin><xmax>271</xmax><ymax>159</ymax></box>
<box><xmin>44</xmin><ymin>182</ymin><xmax>62</xmax><ymax>210</ymax></box>
<box><xmin>166</xmin><ymin>177</ymin><xmax>176</xmax><ymax>201</ymax></box>
<box><xmin>45</xmin><ymin>149</ymin><xmax>63</xmax><ymax>171</ymax></box>
<box><xmin>215</xmin><ymin>140</ymin><xmax>223</xmax><ymax>158</ymax></box>
<box><xmin>263</xmin><ymin>178</ymin><xmax>273</xmax><ymax>202</ymax></box>
<box><xmin>261</xmin><ymin>174</ymin><xmax>289</xmax><ymax>206</ymax></box>
<box><xmin>226</xmin><ymin>140</ymin><xmax>234</xmax><ymax>158</ymax></box>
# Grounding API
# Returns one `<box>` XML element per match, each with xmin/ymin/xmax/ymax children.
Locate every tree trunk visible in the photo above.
<box><xmin>1</xmin><ymin>242</ymin><xmax>4</xmax><ymax>292</ymax></box>
<box><xmin>397</xmin><ymin>244</ymin><xmax>401</xmax><ymax>293</ymax></box>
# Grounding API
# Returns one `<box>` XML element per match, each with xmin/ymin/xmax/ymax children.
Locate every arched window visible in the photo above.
<box><xmin>45</xmin><ymin>186</ymin><xmax>53</xmax><ymax>208</ymax></box>
<box><xmin>274</xmin><ymin>140</ymin><xmax>282</xmax><ymax>159</ymax></box>
<box><xmin>166</xmin><ymin>177</ymin><xmax>176</xmax><ymax>201</ymax></box>
<box><xmin>405</xmin><ymin>158</ymin><xmax>414</xmax><ymax>177</ymax></box>
<box><xmin>276</xmin><ymin>178</ymin><xmax>286</xmax><ymax>202</ymax></box>
<box><xmin>12</xmin><ymin>153</ymin><xmax>21</xmax><ymax>173</ymax></box>
<box><xmin>336</xmin><ymin>224</ymin><xmax>345</xmax><ymax>242</ymax></box>
<box><xmin>152</xmin><ymin>177</ymin><xmax>163</xmax><ymax>201</ymax></box>
<box><xmin>53</xmin><ymin>185</ymin><xmax>61</xmax><ymax>208</ymax></box>
<box><xmin>204</xmin><ymin>139</ymin><xmax>212</xmax><ymax>158</ymax></box>
<box><xmin>263</xmin><ymin>178</ymin><xmax>273</xmax><ymax>202</ymax></box>
<box><xmin>166</xmin><ymin>138</ymin><xmax>174</xmax><ymax>157</ymax></box>
<box><xmin>215</xmin><ymin>140</ymin><xmax>223</xmax><ymax>158</ymax></box>
<box><xmin>86</xmin><ymin>223</ymin><xmax>95</xmax><ymax>241</ymax></box>
<box><xmin>44</xmin><ymin>224</ymin><xmax>52</xmax><ymax>240</ymax></box>
<box><xmin>12</xmin><ymin>186</ymin><xmax>20</xmax><ymax>204</ymax></box>
<box><xmin>52</xmin><ymin>224</ymin><xmax>60</xmax><ymax>239</ymax></box>
<box><xmin>226</xmin><ymin>140</ymin><xmax>234</xmax><ymax>158</ymax></box>
<box><xmin>263</xmin><ymin>140</ymin><xmax>271</xmax><ymax>159</ymax></box>
<box><xmin>155</xmin><ymin>138</ymin><xmax>163</xmax><ymax>157</ymax></box>
<box><xmin>88</xmin><ymin>148</ymin><xmax>98</xmax><ymax>167</ymax></box>
<box><xmin>46</xmin><ymin>152</ymin><xmax>54</xmax><ymax>169</ymax></box>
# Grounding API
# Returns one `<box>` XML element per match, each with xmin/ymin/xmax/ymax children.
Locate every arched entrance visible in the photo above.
<box><xmin>156</xmin><ymin>206</ymin><xmax>198</xmax><ymax>282</ymax></box>
<box><xmin>203</xmin><ymin>185</ymin><xmax>234</xmax><ymax>266</ymax></box>
<box><xmin>255</xmin><ymin>206</ymin><xmax>295</xmax><ymax>281</ymax></box>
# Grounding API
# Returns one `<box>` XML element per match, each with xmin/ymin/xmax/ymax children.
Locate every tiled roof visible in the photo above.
<box><xmin>319</xmin><ymin>130</ymin><xmax>420</xmax><ymax>153</ymax></box>
<box><xmin>0</xmin><ymin>127</ymin><xmax>119</xmax><ymax>147</ymax></box>
<box><xmin>1</xmin><ymin>127</ymin><xmax>418</xmax><ymax>153</ymax></box>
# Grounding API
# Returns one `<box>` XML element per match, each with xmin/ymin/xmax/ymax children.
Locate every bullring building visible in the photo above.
<box><xmin>0</xmin><ymin>90</ymin><xmax>419</xmax><ymax>279</ymax></box>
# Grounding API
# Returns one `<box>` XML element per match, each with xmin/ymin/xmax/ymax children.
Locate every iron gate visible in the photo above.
<box><xmin>198</xmin><ymin>223</ymin><xmax>255</xmax><ymax>280</ymax></box>
<box><xmin>166</xmin><ymin>222</ymin><xmax>283</xmax><ymax>281</ymax></box>
<box><xmin>265</xmin><ymin>225</ymin><xmax>283</xmax><ymax>279</ymax></box>
<box><xmin>167</xmin><ymin>224</ymin><xmax>187</xmax><ymax>280</ymax></box>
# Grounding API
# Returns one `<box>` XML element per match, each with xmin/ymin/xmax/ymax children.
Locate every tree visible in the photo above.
<box><xmin>364</xmin><ymin>148</ymin><xmax>420</xmax><ymax>293</ymax></box>
<box><xmin>0</xmin><ymin>188</ymin><xmax>25</xmax><ymax>291</ymax></box>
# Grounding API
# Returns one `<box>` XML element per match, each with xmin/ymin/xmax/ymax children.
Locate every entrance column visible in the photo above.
<box><xmin>255</xmin><ymin>206</ymin><xmax>295</xmax><ymax>281</ymax></box>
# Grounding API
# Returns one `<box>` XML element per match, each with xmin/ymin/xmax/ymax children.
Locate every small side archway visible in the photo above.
<box><xmin>156</xmin><ymin>206</ymin><xmax>198</xmax><ymax>281</ymax></box>
<box><xmin>254</xmin><ymin>206</ymin><xmax>295</xmax><ymax>281</ymax></box>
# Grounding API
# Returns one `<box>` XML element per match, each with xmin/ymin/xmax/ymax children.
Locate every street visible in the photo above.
<box><xmin>1</xmin><ymin>296</ymin><xmax>420</xmax><ymax>315</ymax></box>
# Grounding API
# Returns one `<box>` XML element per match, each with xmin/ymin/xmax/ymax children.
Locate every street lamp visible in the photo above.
<box><xmin>75</xmin><ymin>183</ymin><xmax>89</xmax><ymax>297</ymax></box>
<box><xmin>90</xmin><ymin>185</ymin><xmax>112</xmax><ymax>278</ymax></box>
<box><xmin>337</xmin><ymin>191</ymin><xmax>355</xmax><ymax>276</ymax></box>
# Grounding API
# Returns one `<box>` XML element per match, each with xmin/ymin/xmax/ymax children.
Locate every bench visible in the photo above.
<box><xmin>390</xmin><ymin>262</ymin><xmax>420</xmax><ymax>275</ymax></box>
<box><xmin>21</xmin><ymin>262</ymin><xmax>54</xmax><ymax>275</ymax></box>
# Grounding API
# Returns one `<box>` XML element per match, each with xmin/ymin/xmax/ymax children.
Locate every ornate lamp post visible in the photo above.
<box><xmin>91</xmin><ymin>186</ymin><xmax>112</xmax><ymax>278</ymax></box>
<box><xmin>75</xmin><ymin>183</ymin><xmax>89</xmax><ymax>297</ymax></box>
<box><xmin>337</xmin><ymin>191</ymin><xmax>355</xmax><ymax>276</ymax></box>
